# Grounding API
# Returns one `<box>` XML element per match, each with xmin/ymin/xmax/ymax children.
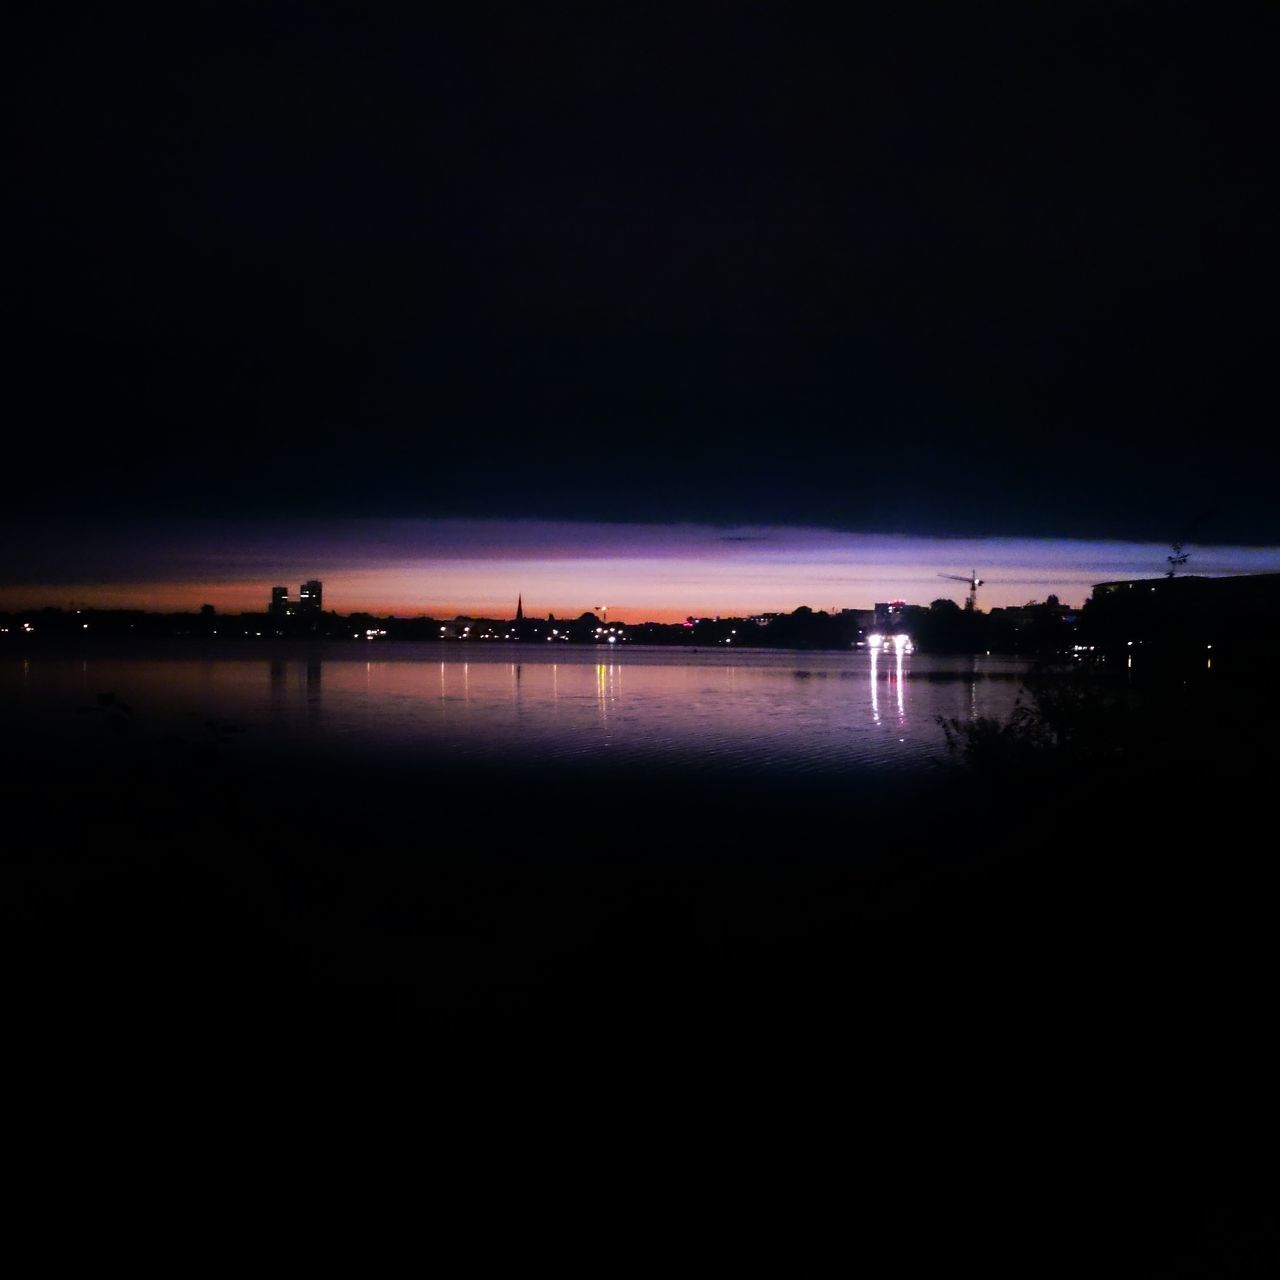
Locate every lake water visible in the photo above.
<box><xmin>1</xmin><ymin>644</ymin><xmax>1033</xmax><ymax>777</ymax></box>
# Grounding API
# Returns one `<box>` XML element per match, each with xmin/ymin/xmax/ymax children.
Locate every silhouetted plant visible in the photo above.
<box><xmin>76</xmin><ymin>691</ymin><xmax>134</xmax><ymax>737</ymax></box>
<box><xmin>938</xmin><ymin>666</ymin><xmax>1131</xmax><ymax>777</ymax></box>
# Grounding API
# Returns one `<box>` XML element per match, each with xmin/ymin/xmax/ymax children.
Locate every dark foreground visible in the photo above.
<box><xmin>4</xmin><ymin>670</ymin><xmax>1277</xmax><ymax>1266</ymax></box>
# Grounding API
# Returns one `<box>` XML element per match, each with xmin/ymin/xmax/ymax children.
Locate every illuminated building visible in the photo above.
<box><xmin>874</xmin><ymin>600</ymin><xmax>906</xmax><ymax>628</ymax></box>
<box><xmin>299</xmin><ymin>580</ymin><xmax>323</xmax><ymax>615</ymax></box>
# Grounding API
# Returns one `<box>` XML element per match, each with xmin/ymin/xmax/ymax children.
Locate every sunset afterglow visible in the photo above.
<box><xmin>4</xmin><ymin>520</ymin><xmax>1276</xmax><ymax>619</ymax></box>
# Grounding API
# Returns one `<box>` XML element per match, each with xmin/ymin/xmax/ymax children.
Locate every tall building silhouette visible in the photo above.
<box><xmin>516</xmin><ymin>594</ymin><xmax>524</xmax><ymax>622</ymax></box>
<box><xmin>270</xmin><ymin>586</ymin><xmax>290</xmax><ymax>616</ymax></box>
<box><xmin>299</xmin><ymin>580</ymin><xmax>323</xmax><ymax>615</ymax></box>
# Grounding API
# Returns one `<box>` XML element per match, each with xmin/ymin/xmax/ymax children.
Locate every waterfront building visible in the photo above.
<box><xmin>299</xmin><ymin>580</ymin><xmax>323</xmax><ymax>615</ymax></box>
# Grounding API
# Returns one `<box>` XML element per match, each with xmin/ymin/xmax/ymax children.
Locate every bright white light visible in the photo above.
<box><xmin>867</xmin><ymin>633</ymin><xmax>883</xmax><ymax>648</ymax></box>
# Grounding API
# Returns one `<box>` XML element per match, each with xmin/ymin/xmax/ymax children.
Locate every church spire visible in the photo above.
<box><xmin>516</xmin><ymin>594</ymin><xmax>524</xmax><ymax>622</ymax></box>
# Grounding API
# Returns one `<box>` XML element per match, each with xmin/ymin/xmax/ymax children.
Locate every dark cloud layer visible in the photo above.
<box><xmin>8</xmin><ymin>3</ymin><xmax>1277</xmax><ymax>543</ymax></box>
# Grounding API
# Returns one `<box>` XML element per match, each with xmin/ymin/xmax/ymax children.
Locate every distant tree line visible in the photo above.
<box><xmin>2</xmin><ymin>599</ymin><xmax>1087</xmax><ymax>655</ymax></box>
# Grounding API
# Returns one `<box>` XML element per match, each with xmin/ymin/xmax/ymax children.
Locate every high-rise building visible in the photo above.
<box><xmin>299</xmin><ymin>580</ymin><xmax>323</xmax><ymax>614</ymax></box>
<box><xmin>270</xmin><ymin>586</ymin><xmax>290</xmax><ymax>616</ymax></box>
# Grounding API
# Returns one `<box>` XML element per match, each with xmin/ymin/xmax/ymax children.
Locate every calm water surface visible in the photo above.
<box><xmin>3</xmin><ymin>644</ymin><xmax>1033</xmax><ymax>776</ymax></box>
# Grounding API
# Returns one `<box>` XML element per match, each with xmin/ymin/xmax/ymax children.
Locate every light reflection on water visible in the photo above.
<box><xmin>2</xmin><ymin>645</ymin><xmax>1032</xmax><ymax>776</ymax></box>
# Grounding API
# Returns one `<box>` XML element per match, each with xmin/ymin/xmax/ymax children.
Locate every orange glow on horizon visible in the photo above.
<box><xmin>5</xmin><ymin>524</ymin><xmax>1275</xmax><ymax>621</ymax></box>
<box><xmin>0</xmin><ymin>580</ymin><xmax>744</xmax><ymax>624</ymax></box>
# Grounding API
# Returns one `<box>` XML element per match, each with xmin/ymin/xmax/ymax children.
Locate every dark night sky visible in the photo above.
<box><xmin>8</xmin><ymin>2</ymin><xmax>1277</xmax><ymax>543</ymax></box>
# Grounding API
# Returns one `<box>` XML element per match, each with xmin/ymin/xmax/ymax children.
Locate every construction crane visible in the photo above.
<box><xmin>939</xmin><ymin>570</ymin><xmax>984</xmax><ymax>612</ymax></box>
